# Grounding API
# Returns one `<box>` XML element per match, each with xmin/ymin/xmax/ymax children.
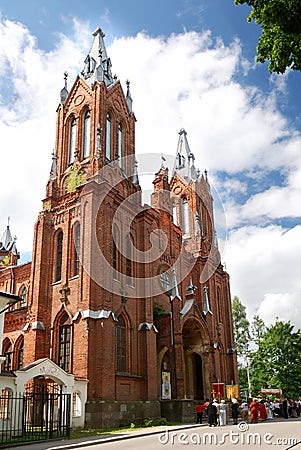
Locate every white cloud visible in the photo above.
<box><xmin>225</xmin><ymin>225</ymin><xmax>301</xmax><ymax>329</ymax></box>
<box><xmin>0</xmin><ymin>17</ymin><xmax>300</xmax><ymax>332</ymax></box>
<box><xmin>0</xmin><ymin>18</ymin><xmax>90</xmax><ymax>253</ymax></box>
<box><xmin>257</xmin><ymin>292</ymin><xmax>300</xmax><ymax>327</ymax></box>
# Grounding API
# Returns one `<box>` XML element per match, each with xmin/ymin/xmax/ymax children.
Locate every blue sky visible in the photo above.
<box><xmin>0</xmin><ymin>0</ymin><xmax>300</xmax><ymax>330</ymax></box>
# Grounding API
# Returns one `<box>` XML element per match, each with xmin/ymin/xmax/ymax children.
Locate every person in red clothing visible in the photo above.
<box><xmin>250</xmin><ymin>398</ymin><xmax>259</xmax><ymax>424</ymax></box>
<box><xmin>196</xmin><ymin>402</ymin><xmax>204</xmax><ymax>424</ymax></box>
<box><xmin>259</xmin><ymin>400</ymin><xmax>267</xmax><ymax>421</ymax></box>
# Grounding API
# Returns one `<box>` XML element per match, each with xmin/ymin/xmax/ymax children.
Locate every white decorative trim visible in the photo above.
<box><xmin>138</xmin><ymin>322</ymin><xmax>158</xmax><ymax>333</ymax></box>
<box><xmin>72</xmin><ymin>309</ymin><xmax>117</xmax><ymax>322</ymax></box>
<box><xmin>180</xmin><ymin>299</ymin><xmax>194</xmax><ymax>318</ymax></box>
<box><xmin>32</xmin><ymin>321</ymin><xmax>45</xmax><ymax>330</ymax></box>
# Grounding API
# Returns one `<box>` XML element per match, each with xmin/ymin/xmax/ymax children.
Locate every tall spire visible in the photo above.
<box><xmin>133</xmin><ymin>158</ymin><xmax>139</xmax><ymax>185</ymax></box>
<box><xmin>173</xmin><ymin>128</ymin><xmax>198</xmax><ymax>182</ymax></box>
<box><xmin>126</xmin><ymin>79</ymin><xmax>133</xmax><ymax>114</ymax></box>
<box><xmin>203</xmin><ymin>285</ymin><xmax>212</xmax><ymax>315</ymax></box>
<box><xmin>81</xmin><ymin>27</ymin><xmax>114</xmax><ymax>87</ymax></box>
<box><xmin>49</xmin><ymin>150</ymin><xmax>57</xmax><ymax>181</ymax></box>
<box><xmin>170</xmin><ymin>267</ymin><xmax>182</xmax><ymax>302</ymax></box>
<box><xmin>60</xmin><ymin>71</ymin><xmax>69</xmax><ymax>105</ymax></box>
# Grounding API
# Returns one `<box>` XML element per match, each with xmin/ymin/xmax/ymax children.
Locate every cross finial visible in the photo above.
<box><xmin>161</xmin><ymin>154</ymin><xmax>166</xmax><ymax>170</ymax></box>
<box><xmin>64</xmin><ymin>71</ymin><xmax>68</xmax><ymax>88</ymax></box>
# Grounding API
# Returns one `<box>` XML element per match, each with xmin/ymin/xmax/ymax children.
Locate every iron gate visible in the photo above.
<box><xmin>0</xmin><ymin>382</ymin><xmax>71</xmax><ymax>446</ymax></box>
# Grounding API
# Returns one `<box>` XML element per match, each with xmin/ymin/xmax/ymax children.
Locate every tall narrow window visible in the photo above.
<box><xmin>58</xmin><ymin>313</ymin><xmax>71</xmax><ymax>372</ymax></box>
<box><xmin>3</xmin><ymin>341</ymin><xmax>13</xmax><ymax>371</ymax></box>
<box><xmin>20</xmin><ymin>287</ymin><xmax>27</xmax><ymax>308</ymax></box>
<box><xmin>17</xmin><ymin>339</ymin><xmax>24</xmax><ymax>369</ymax></box>
<box><xmin>116</xmin><ymin>315</ymin><xmax>126</xmax><ymax>372</ymax></box>
<box><xmin>55</xmin><ymin>231</ymin><xmax>63</xmax><ymax>282</ymax></box>
<box><xmin>172</xmin><ymin>202</ymin><xmax>177</xmax><ymax>225</ymax></box>
<box><xmin>126</xmin><ymin>235</ymin><xmax>132</xmax><ymax>282</ymax></box>
<box><xmin>118</xmin><ymin>123</ymin><xmax>123</xmax><ymax>168</ymax></box>
<box><xmin>83</xmin><ymin>111</ymin><xmax>90</xmax><ymax>159</ymax></box>
<box><xmin>112</xmin><ymin>228</ymin><xmax>119</xmax><ymax>280</ymax></box>
<box><xmin>73</xmin><ymin>223</ymin><xmax>80</xmax><ymax>277</ymax></box>
<box><xmin>69</xmin><ymin>118</ymin><xmax>76</xmax><ymax>165</ymax></box>
<box><xmin>106</xmin><ymin>113</ymin><xmax>111</xmax><ymax>161</ymax></box>
<box><xmin>182</xmin><ymin>197</ymin><xmax>189</xmax><ymax>234</ymax></box>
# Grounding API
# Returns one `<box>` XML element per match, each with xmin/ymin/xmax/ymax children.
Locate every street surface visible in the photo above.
<box><xmin>63</xmin><ymin>419</ymin><xmax>300</xmax><ymax>450</ymax></box>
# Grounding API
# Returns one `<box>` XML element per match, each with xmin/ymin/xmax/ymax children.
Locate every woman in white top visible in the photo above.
<box><xmin>219</xmin><ymin>400</ymin><xmax>227</xmax><ymax>426</ymax></box>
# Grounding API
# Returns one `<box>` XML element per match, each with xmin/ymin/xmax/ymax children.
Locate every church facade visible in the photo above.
<box><xmin>0</xmin><ymin>28</ymin><xmax>238</xmax><ymax>428</ymax></box>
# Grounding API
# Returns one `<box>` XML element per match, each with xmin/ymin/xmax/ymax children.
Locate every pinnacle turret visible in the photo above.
<box><xmin>173</xmin><ymin>128</ymin><xmax>198</xmax><ymax>182</ymax></box>
<box><xmin>0</xmin><ymin>219</ymin><xmax>20</xmax><ymax>266</ymax></box>
<box><xmin>81</xmin><ymin>27</ymin><xmax>114</xmax><ymax>87</ymax></box>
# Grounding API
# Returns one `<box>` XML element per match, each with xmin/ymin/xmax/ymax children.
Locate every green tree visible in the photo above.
<box><xmin>251</xmin><ymin>314</ymin><xmax>266</xmax><ymax>344</ymax></box>
<box><xmin>232</xmin><ymin>296</ymin><xmax>251</xmax><ymax>356</ymax></box>
<box><xmin>234</xmin><ymin>0</ymin><xmax>301</xmax><ymax>73</ymax></box>
<box><xmin>250</xmin><ymin>320</ymin><xmax>301</xmax><ymax>397</ymax></box>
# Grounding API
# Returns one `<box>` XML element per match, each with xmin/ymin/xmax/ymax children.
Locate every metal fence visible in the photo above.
<box><xmin>0</xmin><ymin>389</ymin><xmax>71</xmax><ymax>446</ymax></box>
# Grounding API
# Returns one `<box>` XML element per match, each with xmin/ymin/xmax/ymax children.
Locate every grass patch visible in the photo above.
<box><xmin>70</xmin><ymin>419</ymin><xmax>182</xmax><ymax>439</ymax></box>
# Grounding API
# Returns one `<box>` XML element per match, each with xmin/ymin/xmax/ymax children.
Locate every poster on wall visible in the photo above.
<box><xmin>162</xmin><ymin>372</ymin><xmax>171</xmax><ymax>400</ymax></box>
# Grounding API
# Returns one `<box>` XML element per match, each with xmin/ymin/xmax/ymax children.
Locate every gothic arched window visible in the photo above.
<box><xmin>20</xmin><ymin>286</ymin><xmax>27</xmax><ymax>308</ymax></box>
<box><xmin>118</xmin><ymin>123</ymin><xmax>123</xmax><ymax>168</ymax></box>
<box><xmin>58</xmin><ymin>313</ymin><xmax>71</xmax><ymax>372</ymax></box>
<box><xmin>182</xmin><ymin>197</ymin><xmax>189</xmax><ymax>234</ymax></box>
<box><xmin>116</xmin><ymin>315</ymin><xmax>126</xmax><ymax>372</ymax></box>
<box><xmin>106</xmin><ymin>113</ymin><xmax>112</xmax><ymax>161</ymax></box>
<box><xmin>73</xmin><ymin>223</ymin><xmax>80</xmax><ymax>277</ymax></box>
<box><xmin>55</xmin><ymin>231</ymin><xmax>63</xmax><ymax>282</ymax></box>
<box><xmin>3</xmin><ymin>341</ymin><xmax>13</xmax><ymax>372</ymax></box>
<box><xmin>16</xmin><ymin>338</ymin><xmax>24</xmax><ymax>369</ymax></box>
<box><xmin>83</xmin><ymin>110</ymin><xmax>90</xmax><ymax>159</ymax></box>
<box><xmin>69</xmin><ymin>118</ymin><xmax>76</xmax><ymax>165</ymax></box>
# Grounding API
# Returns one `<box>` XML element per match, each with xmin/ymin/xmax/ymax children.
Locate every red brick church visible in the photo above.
<box><xmin>0</xmin><ymin>27</ymin><xmax>238</xmax><ymax>428</ymax></box>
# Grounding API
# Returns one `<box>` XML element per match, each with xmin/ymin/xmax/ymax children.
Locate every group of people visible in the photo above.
<box><xmin>195</xmin><ymin>398</ymin><xmax>238</xmax><ymax>427</ymax></box>
<box><xmin>195</xmin><ymin>397</ymin><xmax>301</xmax><ymax>426</ymax></box>
<box><xmin>248</xmin><ymin>397</ymin><xmax>301</xmax><ymax>423</ymax></box>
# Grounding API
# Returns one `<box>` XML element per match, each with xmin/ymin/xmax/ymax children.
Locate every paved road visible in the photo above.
<box><xmin>6</xmin><ymin>418</ymin><xmax>301</xmax><ymax>450</ymax></box>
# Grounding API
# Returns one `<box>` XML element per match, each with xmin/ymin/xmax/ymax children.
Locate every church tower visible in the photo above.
<box><xmin>23</xmin><ymin>27</ymin><xmax>161</xmax><ymax>427</ymax></box>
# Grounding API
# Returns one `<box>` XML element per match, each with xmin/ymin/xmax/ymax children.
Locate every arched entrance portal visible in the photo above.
<box><xmin>182</xmin><ymin>318</ymin><xmax>210</xmax><ymax>400</ymax></box>
<box><xmin>24</xmin><ymin>378</ymin><xmax>70</xmax><ymax>437</ymax></box>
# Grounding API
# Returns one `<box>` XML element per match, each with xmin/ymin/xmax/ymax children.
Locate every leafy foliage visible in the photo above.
<box><xmin>232</xmin><ymin>297</ymin><xmax>301</xmax><ymax>398</ymax></box>
<box><xmin>153</xmin><ymin>302</ymin><xmax>168</xmax><ymax>316</ymax></box>
<box><xmin>234</xmin><ymin>0</ymin><xmax>301</xmax><ymax>73</ymax></box>
<box><xmin>65</xmin><ymin>165</ymin><xmax>85</xmax><ymax>194</ymax></box>
<box><xmin>251</xmin><ymin>314</ymin><xmax>266</xmax><ymax>344</ymax></box>
<box><xmin>232</xmin><ymin>296</ymin><xmax>251</xmax><ymax>355</ymax></box>
<box><xmin>0</xmin><ymin>256</ymin><xmax>9</xmax><ymax>268</ymax></box>
<box><xmin>250</xmin><ymin>320</ymin><xmax>301</xmax><ymax>397</ymax></box>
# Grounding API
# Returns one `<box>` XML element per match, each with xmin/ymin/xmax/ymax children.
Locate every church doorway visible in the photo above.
<box><xmin>192</xmin><ymin>353</ymin><xmax>204</xmax><ymax>400</ymax></box>
<box><xmin>182</xmin><ymin>318</ymin><xmax>208</xmax><ymax>400</ymax></box>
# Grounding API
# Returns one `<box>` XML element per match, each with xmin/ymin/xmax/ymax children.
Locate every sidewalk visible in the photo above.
<box><xmin>5</xmin><ymin>423</ymin><xmax>203</xmax><ymax>450</ymax></box>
